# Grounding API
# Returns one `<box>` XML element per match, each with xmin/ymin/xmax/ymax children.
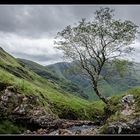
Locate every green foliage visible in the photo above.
<box><xmin>19</xmin><ymin>57</ymin><xmax>140</xmax><ymax>102</ymax></box>
<box><xmin>0</xmin><ymin>62</ymin><xmax>105</xmax><ymax>122</ymax></box>
<box><xmin>2</xmin><ymin>47</ymin><xmax>140</xmax><ymax>134</ymax></box>
<box><xmin>104</xmin><ymin>94</ymin><xmax>124</xmax><ymax>115</ymax></box>
<box><xmin>15</xmin><ymin>79</ymin><xmax>35</xmax><ymax>94</ymax></box>
<box><xmin>47</xmin><ymin>60</ymin><xmax>140</xmax><ymax>101</ymax></box>
<box><xmin>0</xmin><ymin>119</ymin><xmax>26</xmax><ymax>134</ymax></box>
<box><xmin>112</xmin><ymin>59</ymin><xmax>133</xmax><ymax>77</ymax></box>
<box><xmin>55</xmin><ymin>7</ymin><xmax>139</xmax><ymax>103</ymax></box>
<box><xmin>107</xmin><ymin>112</ymin><xmax>128</xmax><ymax>123</ymax></box>
<box><xmin>0</xmin><ymin>47</ymin><xmax>21</xmax><ymax>67</ymax></box>
<box><xmin>51</xmin><ymin>100</ymin><xmax>105</xmax><ymax>121</ymax></box>
<box><xmin>19</xmin><ymin>59</ymin><xmax>88</xmax><ymax>99</ymax></box>
<box><xmin>0</xmin><ymin>68</ymin><xmax>15</xmax><ymax>84</ymax></box>
<box><xmin>98</xmin><ymin>124</ymin><xmax>108</xmax><ymax>134</ymax></box>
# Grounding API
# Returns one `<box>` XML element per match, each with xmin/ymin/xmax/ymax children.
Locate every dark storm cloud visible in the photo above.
<box><xmin>0</xmin><ymin>5</ymin><xmax>107</xmax><ymax>38</ymax></box>
<box><xmin>0</xmin><ymin>5</ymin><xmax>96</xmax><ymax>38</ymax></box>
<box><xmin>0</xmin><ymin>5</ymin><xmax>140</xmax><ymax>37</ymax></box>
<box><xmin>0</xmin><ymin>5</ymin><xmax>140</xmax><ymax>38</ymax></box>
<box><xmin>0</xmin><ymin>5</ymin><xmax>140</xmax><ymax>65</ymax></box>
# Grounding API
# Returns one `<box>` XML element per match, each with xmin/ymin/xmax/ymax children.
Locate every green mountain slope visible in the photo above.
<box><xmin>46</xmin><ymin>61</ymin><xmax>140</xmax><ymax>100</ymax></box>
<box><xmin>1</xmin><ymin>47</ymin><xmax>140</xmax><ymax>134</ymax></box>
<box><xmin>0</xmin><ymin>47</ymin><xmax>105</xmax><ymax>133</ymax></box>
<box><xmin>18</xmin><ymin>57</ymin><xmax>140</xmax><ymax>101</ymax></box>
<box><xmin>18</xmin><ymin>58</ymin><xmax>88</xmax><ymax>99</ymax></box>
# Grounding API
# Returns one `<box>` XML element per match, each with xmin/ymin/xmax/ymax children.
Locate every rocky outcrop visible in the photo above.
<box><xmin>121</xmin><ymin>94</ymin><xmax>135</xmax><ymax>106</ymax></box>
<box><xmin>3</xmin><ymin>85</ymin><xmax>140</xmax><ymax>135</ymax></box>
<box><xmin>120</xmin><ymin>94</ymin><xmax>135</xmax><ymax>116</ymax></box>
<box><xmin>0</xmin><ymin>85</ymin><xmax>97</xmax><ymax>135</ymax></box>
<box><xmin>0</xmin><ymin>86</ymin><xmax>57</xmax><ymax>130</ymax></box>
<box><xmin>25</xmin><ymin>126</ymin><xmax>98</xmax><ymax>135</ymax></box>
<box><xmin>104</xmin><ymin>116</ymin><xmax>140</xmax><ymax>134</ymax></box>
<box><xmin>106</xmin><ymin>122</ymin><xmax>132</xmax><ymax>134</ymax></box>
<box><xmin>100</xmin><ymin>94</ymin><xmax>140</xmax><ymax>134</ymax></box>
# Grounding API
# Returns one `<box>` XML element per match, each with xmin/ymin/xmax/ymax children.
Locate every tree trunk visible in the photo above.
<box><xmin>93</xmin><ymin>86</ymin><xmax>108</xmax><ymax>104</ymax></box>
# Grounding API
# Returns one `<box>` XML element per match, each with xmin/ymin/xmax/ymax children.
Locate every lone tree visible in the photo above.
<box><xmin>55</xmin><ymin>7</ymin><xmax>139</xmax><ymax>104</ymax></box>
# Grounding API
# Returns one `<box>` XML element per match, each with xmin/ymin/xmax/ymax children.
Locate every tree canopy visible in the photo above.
<box><xmin>55</xmin><ymin>7</ymin><xmax>139</xmax><ymax>104</ymax></box>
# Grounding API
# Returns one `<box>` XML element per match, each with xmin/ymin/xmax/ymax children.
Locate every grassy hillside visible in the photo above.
<box><xmin>0</xmin><ymin>47</ymin><xmax>21</xmax><ymax>67</ymax></box>
<box><xmin>0</xmin><ymin>67</ymin><xmax>104</xmax><ymax>120</ymax></box>
<box><xmin>2</xmin><ymin>47</ymin><xmax>140</xmax><ymax>134</ymax></box>
<box><xmin>18</xmin><ymin>58</ymin><xmax>140</xmax><ymax>101</ymax></box>
<box><xmin>18</xmin><ymin>58</ymin><xmax>88</xmax><ymax>99</ymax></box>
<box><xmin>46</xmin><ymin>61</ymin><xmax>140</xmax><ymax>100</ymax></box>
<box><xmin>0</xmin><ymin>47</ymin><xmax>106</xmax><ymax>133</ymax></box>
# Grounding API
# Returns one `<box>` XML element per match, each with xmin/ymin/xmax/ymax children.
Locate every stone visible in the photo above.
<box><xmin>132</xmin><ymin>117</ymin><xmax>140</xmax><ymax>130</ymax></box>
<box><xmin>58</xmin><ymin>129</ymin><xmax>73</xmax><ymax>135</ymax></box>
<box><xmin>32</xmin><ymin>131</ymin><xmax>36</xmax><ymax>134</ymax></box>
<box><xmin>75</xmin><ymin>129</ymin><xmax>81</xmax><ymax>134</ymax></box>
<box><xmin>37</xmin><ymin>128</ymin><xmax>47</xmax><ymax>134</ymax></box>
<box><xmin>104</xmin><ymin>121</ymin><xmax>134</xmax><ymax>134</ymax></box>
<box><xmin>121</xmin><ymin>108</ymin><xmax>134</xmax><ymax>116</ymax></box>
<box><xmin>48</xmin><ymin>130</ymin><xmax>59</xmax><ymax>135</ymax></box>
<box><xmin>0</xmin><ymin>85</ymin><xmax>57</xmax><ymax>130</ymax></box>
<box><xmin>107</xmin><ymin>124</ymin><xmax>117</xmax><ymax>134</ymax></box>
<box><xmin>121</xmin><ymin>94</ymin><xmax>135</xmax><ymax>105</ymax></box>
<box><xmin>80</xmin><ymin>128</ymin><xmax>97</xmax><ymax>135</ymax></box>
<box><xmin>26</xmin><ymin>130</ymin><xmax>31</xmax><ymax>134</ymax></box>
<box><xmin>120</xmin><ymin>95</ymin><xmax>135</xmax><ymax>116</ymax></box>
<box><xmin>22</xmin><ymin>97</ymin><xmax>28</xmax><ymax>102</ymax></box>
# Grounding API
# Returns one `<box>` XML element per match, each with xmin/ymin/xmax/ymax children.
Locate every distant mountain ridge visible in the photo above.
<box><xmin>46</xmin><ymin>60</ymin><xmax>140</xmax><ymax>100</ymax></box>
<box><xmin>18</xmin><ymin>58</ymin><xmax>88</xmax><ymax>99</ymax></box>
<box><xmin>1</xmin><ymin>47</ymin><xmax>140</xmax><ymax>134</ymax></box>
<box><xmin>18</xmin><ymin>57</ymin><xmax>140</xmax><ymax>100</ymax></box>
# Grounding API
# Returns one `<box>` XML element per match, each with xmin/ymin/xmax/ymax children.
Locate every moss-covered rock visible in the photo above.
<box><xmin>99</xmin><ymin>91</ymin><xmax>140</xmax><ymax>134</ymax></box>
<box><xmin>0</xmin><ymin>85</ymin><xmax>57</xmax><ymax>132</ymax></box>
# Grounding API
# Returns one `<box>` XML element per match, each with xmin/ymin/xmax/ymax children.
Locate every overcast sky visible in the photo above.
<box><xmin>0</xmin><ymin>5</ymin><xmax>140</xmax><ymax>65</ymax></box>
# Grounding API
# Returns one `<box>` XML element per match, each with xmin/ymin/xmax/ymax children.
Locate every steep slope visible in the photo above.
<box><xmin>46</xmin><ymin>61</ymin><xmax>140</xmax><ymax>100</ymax></box>
<box><xmin>18</xmin><ymin>58</ymin><xmax>88</xmax><ymax>99</ymax></box>
<box><xmin>0</xmin><ymin>47</ymin><xmax>38</xmax><ymax>81</ymax></box>
<box><xmin>17</xmin><ymin>58</ymin><xmax>60</xmax><ymax>81</ymax></box>
<box><xmin>18</xmin><ymin>57</ymin><xmax>140</xmax><ymax>101</ymax></box>
<box><xmin>0</xmin><ymin>47</ymin><xmax>104</xmax><ymax>134</ymax></box>
<box><xmin>1</xmin><ymin>47</ymin><xmax>140</xmax><ymax>135</ymax></box>
<box><xmin>0</xmin><ymin>47</ymin><xmax>20</xmax><ymax>67</ymax></box>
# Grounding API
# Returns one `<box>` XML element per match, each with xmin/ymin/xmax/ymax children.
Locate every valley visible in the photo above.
<box><xmin>1</xmin><ymin>47</ymin><xmax>140</xmax><ymax>135</ymax></box>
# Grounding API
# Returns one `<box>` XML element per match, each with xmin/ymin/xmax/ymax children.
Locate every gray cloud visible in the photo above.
<box><xmin>0</xmin><ymin>5</ymin><xmax>140</xmax><ymax>38</ymax></box>
<box><xmin>13</xmin><ymin>51</ymin><xmax>63</xmax><ymax>65</ymax></box>
<box><xmin>0</xmin><ymin>5</ymin><xmax>140</xmax><ymax>65</ymax></box>
<box><xmin>0</xmin><ymin>33</ymin><xmax>63</xmax><ymax>65</ymax></box>
<box><xmin>0</xmin><ymin>5</ymin><xmax>97</xmax><ymax>38</ymax></box>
